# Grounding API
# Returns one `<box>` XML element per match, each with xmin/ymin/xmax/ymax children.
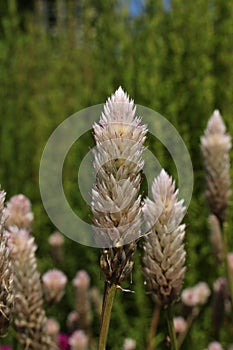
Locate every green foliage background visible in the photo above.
<box><xmin>0</xmin><ymin>0</ymin><xmax>233</xmax><ymax>348</ymax></box>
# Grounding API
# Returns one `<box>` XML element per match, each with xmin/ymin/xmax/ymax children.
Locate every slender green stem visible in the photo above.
<box><xmin>98</xmin><ymin>282</ymin><xmax>116</xmax><ymax>350</ymax></box>
<box><xmin>147</xmin><ymin>304</ymin><xmax>161</xmax><ymax>350</ymax></box>
<box><xmin>222</xmin><ymin>224</ymin><xmax>233</xmax><ymax>307</ymax></box>
<box><xmin>165</xmin><ymin>305</ymin><xmax>178</xmax><ymax>350</ymax></box>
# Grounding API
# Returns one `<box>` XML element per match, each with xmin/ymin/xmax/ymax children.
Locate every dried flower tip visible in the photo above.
<box><xmin>69</xmin><ymin>330</ymin><xmax>88</xmax><ymax>350</ymax></box>
<box><xmin>73</xmin><ymin>270</ymin><xmax>90</xmax><ymax>290</ymax></box>
<box><xmin>201</xmin><ymin>110</ymin><xmax>231</xmax><ymax>223</ymax></box>
<box><xmin>42</xmin><ymin>269</ymin><xmax>67</xmax><ymax>303</ymax></box>
<box><xmin>143</xmin><ymin>170</ymin><xmax>186</xmax><ymax>306</ymax></box>
<box><xmin>48</xmin><ymin>231</ymin><xmax>65</xmax><ymax>246</ymax></box>
<box><xmin>173</xmin><ymin>317</ymin><xmax>187</xmax><ymax>334</ymax></box>
<box><xmin>5</xmin><ymin>194</ymin><xmax>33</xmax><ymax>230</ymax></box>
<box><xmin>208</xmin><ymin>341</ymin><xmax>224</xmax><ymax>350</ymax></box>
<box><xmin>123</xmin><ymin>338</ymin><xmax>137</xmax><ymax>350</ymax></box>
<box><xmin>208</xmin><ymin>214</ymin><xmax>223</xmax><ymax>262</ymax></box>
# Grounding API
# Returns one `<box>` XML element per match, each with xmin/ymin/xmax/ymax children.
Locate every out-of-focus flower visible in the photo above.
<box><xmin>173</xmin><ymin>317</ymin><xmax>187</xmax><ymax>334</ymax></box>
<box><xmin>123</xmin><ymin>338</ymin><xmax>136</xmax><ymax>350</ymax></box>
<box><xmin>5</xmin><ymin>194</ymin><xmax>33</xmax><ymax>230</ymax></box>
<box><xmin>48</xmin><ymin>231</ymin><xmax>65</xmax><ymax>247</ymax></box>
<box><xmin>143</xmin><ymin>170</ymin><xmax>186</xmax><ymax>306</ymax></box>
<box><xmin>201</xmin><ymin>110</ymin><xmax>231</xmax><ymax>224</ymax></box>
<box><xmin>228</xmin><ymin>253</ymin><xmax>233</xmax><ymax>271</ymax></box>
<box><xmin>208</xmin><ymin>341</ymin><xmax>224</xmax><ymax>350</ymax></box>
<box><xmin>208</xmin><ymin>214</ymin><xmax>223</xmax><ymax>262</ymax></box>
<box><xmin>67</xmin><ymin>311</ymin><xmax>80</xmax><ymax>334</ymax></box>
<box><xmin>58</xmin><ymin>333</ymin><xmax>69</xmax><ymax>350</ymax></box>
<box><xmin>48</xmin><ymin>231</ymin><xmax>65</xmax><ymax>265</ymax></box>
<box><xmin>90</xmin><ymin>287</ymin><xmax>102</xmax><ymax>316</ymax></box>
<box><xmin>72</xmin><ymin>270</ymin><xmax>91</xmax><ymax>332</ymax></box>
<box><xmin>46</xmin><ymin>317</ymin><xmax>60</xmax><ymax>337</ymax></box>
<box><xmin>181</xmin><ymin>282</ymin><xmax>210</xmax><ymax>307</ymax></box>
<box><xmin>8</xmin><ymin>225</ymin><xmax>54</xmax><ymax>349</ymax></box>
<box><xmin>194</xmin><ymin>282</ymin><xmax>211</xmax><ymax>305</ymax></box>
<box><xmin>92</xmin><ymin>87</ymin><xmax>147</xmax><ymax>285</ymax></box>
<box><xmin>73</xmin><ymin>270</ymin><xmax>90</xmax><ymax>290</ymax></box>
<box><xmin>42</xmin><ymin>269</ymin><xmax>67</xmax><ymax>303</ymax></box>
<box><xmin>212</xmin><ymin>277</ymin><xmax>229</xmax><ymax>338</ymax></box>
<box><xmin>69</xmin><ymin>330</ymin><xmax>88</xmax><ymax>350</ymax></box>
<box><xmin>0</xmin><ymin>346</ymin><xmax>12</xmax><ymax>350</ymax></box>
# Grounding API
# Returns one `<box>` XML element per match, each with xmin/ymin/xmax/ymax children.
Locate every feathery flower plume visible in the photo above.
<box><xmin>72</xmin><ymin>270</ymin><xmax>91</xmax><ymax>332</ymax></box>
<box><xmin>0</xmin><ymin>190</ymin><xmax>14</xmax><ymax>336</ymax></box>
<box><xmin>7</xmin><ymin>226</ymin><xmax>55</xmax><ymax>349</ymax></box>
<box><xmin>42</xmin><ymin>269</ymin><xmax>67</xmax><ymax>303</ymax></box>
<box><xmin>92</xmin><ymin>86</ymin><xmax>147</xmax><ymax>285</ymax></box>
<box><xmin>5</xmin><ymin>194</ymin><xmax>33</xmax><ymax>230</ymax></box>
<box><xmin>201</xmin><ymin>110</ymin><xmax>231</xmax><ymax>224</ymax></box>
<box><xmin>143</xmin><ymin>169</ymin><xmax>186</xmax><ymax>306</ymax></box>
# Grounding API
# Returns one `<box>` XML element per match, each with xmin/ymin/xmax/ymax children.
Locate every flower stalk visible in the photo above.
<box><xmin>98</xmin><ymin>283</ymin><xmax>116</xmax><ymax>350</ymax></box>
<box><xmin>166</xmin><ymin>305</ymin><xmax>178</xmax><ymax>350</ymax></box>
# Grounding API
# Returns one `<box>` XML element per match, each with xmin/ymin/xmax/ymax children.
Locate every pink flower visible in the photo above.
<box><xmin>42</xmin><ymin>269</ymin><xmax>67</xmax><ymax>303</ymax></box>
<box><xmin>5</xmin><ymin>194</ymin><xmax>33</xmax><ymax>230</ymax></box>
<box><xmin>173</xmin><ymin>317</ymin><xmax>187</xmax><ymax>333</ymax></box>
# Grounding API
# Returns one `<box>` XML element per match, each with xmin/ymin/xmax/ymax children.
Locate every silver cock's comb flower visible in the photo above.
<box><xmin>0</xmin><ymin>190</ymin><xmax>14</xmax><ymax>335</ymax></box>
<box><xmin>92</xmin><ymin>87</ymin><xmax>147</xmax><ymax>284</ymax></box>
<box><xmin>143</xmin><ymin>170</ymin><xmax>186</xmax><ymax>306</ymax></box>
<box><xmin>201</xmin><ymin>110</ymin><xmax>231</xmax><ymax>224</ymax></box>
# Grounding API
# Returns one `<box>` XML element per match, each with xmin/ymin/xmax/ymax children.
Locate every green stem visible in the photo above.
<box><xmin>222</xmin><ymin>224</ymin><xmax>233</xmax><ymax>307</ymax></box>
<box><xmin>165</xmin><ymin>305</ymin><xmax>178</xmax><ymax>350</ymax></box>
<box><xmin>98</xmin><ymin>282</ymin><xmax>116</xmax><ymax>350</ymax></box>
<box><xmin>147</xmin><ymin>304</ymin><xmax>161</xmax><ymax>350</ymax></box>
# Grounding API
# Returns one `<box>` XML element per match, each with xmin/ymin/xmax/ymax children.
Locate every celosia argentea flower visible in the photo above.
<box><xmin>92</xmin><ymin>87</ymin><xmax>147</xmax><ymax>285</ymax></box>
<box><xmin>143</xmin><ymin>170</ymin><xmax>186</xmax><ymax>306</ymax></box>
<box><xmin>0</xmin><ymin>190</ymin><xmax>14</xmax><ymax>336</ymax></box>
<box><xmin>201</xmin><ymin>110</ymin><xmax>231</xmax><ymax>224</ymax></box>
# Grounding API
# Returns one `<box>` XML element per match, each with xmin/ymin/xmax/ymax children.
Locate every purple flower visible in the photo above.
<box><xmin>58</xmin><ymin>333</ymin><xmax>70</xmax><ymax>350</ymax></box>
<box><xmin>0</xmin><ymin>346</ymin><xmax>12</xmax><ymax>350</ymax></box>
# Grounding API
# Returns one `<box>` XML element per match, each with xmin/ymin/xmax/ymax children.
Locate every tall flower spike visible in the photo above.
<box><xmin>201</xmin><ymin>110</ymin><xmax>231</xmax><ymax>224</ymax></box>
<box><xmin>7</xmin><ymin>227</ymin><xmax>55</xmax><ymax>349</ymax></box>
<box><xmin>0</xmin><ymin>190</ymin><xmax>14</xmax><ymax>336</ymax></box>
<box><xmin>5</xmin><ymin>194</ymin><xmax>54</xmax><ymax>348</ymax></box>
<box><xmin>143</xmin><ymin>170</ymin><xmax>186</xmax><ymax>306</ymax></box>
<box><xmin>92</xmin><ymin>87</ymin><xmax>147</xmax><ymax>285</ymax></box>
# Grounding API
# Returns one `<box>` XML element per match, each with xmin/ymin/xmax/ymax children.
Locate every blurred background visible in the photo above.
<box><xmin>0</xmin><ymin>0</ymin><xmax>233</xmax><ymax>348</ymax></box>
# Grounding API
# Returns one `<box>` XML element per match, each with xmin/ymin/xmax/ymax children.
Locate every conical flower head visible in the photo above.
<box><xmin>142</xmin><ymin>170</ymin><xmax>186</xmax><ymax>306</ymax></box>
<box><xmin>201</xmin><ymin>110</ymin><xmax>231</xmax><ymax>223</ymax></box>
<box><xmin>0</xmin><ymin>190</ymin><xmax>14</xmax><ymax>335</ymax></box>
<box><xmin>92</xmin><ymin>87</ymin><xmax>147</xmax><ymax>284</ymax></box>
